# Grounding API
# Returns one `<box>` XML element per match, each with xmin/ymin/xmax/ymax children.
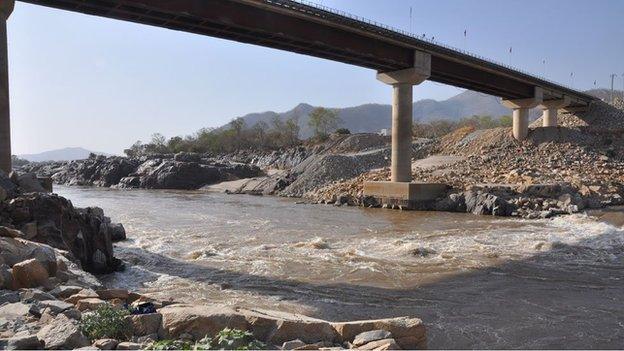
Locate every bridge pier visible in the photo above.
<box><xmin>538</xmin><ymin>96</ymin><xmax>570</xmax><ymax>127</ymax></box>
<box><xmin>363</xmin><ymin>51</ymin><xmax>447</xmax><ymax>208</ymax></box>
<box><xmin>502</xmin><ymin>88</ymin><xmax>543</xmax><ymax>141</ymax></box>
<box><xmin>0</xmin><ymin>0</ymin><xmax>14</xmax><ymax>174</ymax></box>
<box><xmin>376</xmin><ymin>51</ymin><xmax>430</xmax><ymax>182</ymax></box>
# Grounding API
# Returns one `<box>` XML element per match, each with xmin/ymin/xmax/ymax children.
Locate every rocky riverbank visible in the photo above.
<box><xmin>18</xmin><ymin>101</ymin><xmax>624</xmax><ymax>219</ymax></box>
<box><xmin>0</xmin><ymin>171</ymin><xmax>429</xmax><ymax>349</ymax></box>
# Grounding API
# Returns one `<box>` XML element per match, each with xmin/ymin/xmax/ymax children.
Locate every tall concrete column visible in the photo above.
<box><xmin>0</xmin><ymin>0</ymin><xmax>14</xmax><ymax>174</ymax></box>
<box><xmin>538</xmin><ymin>96</ymin><xmax>570</xmax><ymax>128</ymax></box>
<box><xmin>390</xmin><ymin>83</ymin><xmax>413</xmax><ymax>182</ymax></box>
<box><xmin>502</xmin><ymin>87</ymin><xmax>543</xmax><ymax>141</ymax></box>
<box><xmin>542</xmin><ymin>108</ymin><xmax>557</xmax><ymax>127</ymax></box>
<box><xmin>512</xmin><ymin>108</ymin><xmax>529</xmax><ymax>140</ymax></box>
<box><xmin>377</xmin><ymin>51</ymin><xmax>431</xmax><ymax>182</ymax></box>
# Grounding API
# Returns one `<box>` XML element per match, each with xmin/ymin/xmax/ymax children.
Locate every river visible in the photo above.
<box><xmin>54</xmin><ymin>185</ymin><xmax>624</xmax><ymax>349</ymax></box>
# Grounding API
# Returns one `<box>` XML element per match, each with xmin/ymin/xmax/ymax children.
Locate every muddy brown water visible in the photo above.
<box><xmin>55</xmin><ymin>185</ymin><xmax>624</xmax><ymax>349</ymax></box>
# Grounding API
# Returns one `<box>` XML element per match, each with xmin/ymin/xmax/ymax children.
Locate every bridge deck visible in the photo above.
<box><xmin>18</xmin><ymin>0</ymin><xmax>595</xmax><ymax>106</ymax></box>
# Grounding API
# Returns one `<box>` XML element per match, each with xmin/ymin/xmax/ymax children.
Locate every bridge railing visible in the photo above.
<box><xmin>265</xmin><ymin>0</ymin><xmax>578</xmax><ymax>93</ymax></box>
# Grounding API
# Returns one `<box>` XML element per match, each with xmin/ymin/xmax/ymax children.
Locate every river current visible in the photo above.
<box><xmin>55</xmin><ymin>185</ymin><xmax>624</xmax><ymax>349</ymax></box>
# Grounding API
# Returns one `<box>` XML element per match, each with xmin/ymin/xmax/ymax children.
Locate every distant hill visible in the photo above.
<box><xmin>18</xmin><ymin>147</ymin><xmax>110</xmax><ymax>162</ymax></box>
<box><xmin>225</xmin><ymin>90</ymin><xmax>515</xmax><ymax>138</ymax></box>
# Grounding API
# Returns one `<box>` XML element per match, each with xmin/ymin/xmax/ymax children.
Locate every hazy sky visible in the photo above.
<box><xmin>7</xmin><ymin>0</ymin><xmax>624</xmax><ymax>155</ymax></box>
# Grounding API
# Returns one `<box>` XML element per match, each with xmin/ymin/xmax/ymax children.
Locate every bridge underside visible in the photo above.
<box><xmin>18</xmin><ymin>0</ymin><xmax>591</xmax><ymax>104</ymax></box>
<box><xmin>2</xmin><ymin>0</ymin><xmax>597</xmax><ymax>186</ymax></box>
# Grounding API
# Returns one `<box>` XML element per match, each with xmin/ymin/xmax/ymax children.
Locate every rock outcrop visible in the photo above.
<box><xmin>24</xmin><ymin>154</ymin><xmax>263</xmax><ymax>191</ymax></box>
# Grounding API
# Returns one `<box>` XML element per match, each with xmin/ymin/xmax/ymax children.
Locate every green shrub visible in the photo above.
<box><xmin>80</xmin><ymin>304</ymin><xmax>129</xmax><ymax>341</ymax></box>
<box><xmin>214</xmin><ymin>328</ymin><xmax>266</xmax><ymax>350</ymax></box>
<box><xmin>148</xmin><ymin>329</ymin><xmax>264</xmax><ymax>350</ymax></box>
<box><xmin>335</xmin><ymin>128</ymin><xmax>351</xmax><ymax>135</ymax></box>
<box><xmin>146</xmin><ymin>339</ymin><xmax>195</xmax><ymax>350</ymax></box>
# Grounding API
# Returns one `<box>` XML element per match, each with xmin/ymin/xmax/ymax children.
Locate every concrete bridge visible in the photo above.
<box><xmin>0</xmin><ymin>0</ymin><xmax>597</xmax><ymax>202</ymax></box>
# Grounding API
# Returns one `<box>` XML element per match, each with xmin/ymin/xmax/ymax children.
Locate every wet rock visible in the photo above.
<box><xmin>159</xmin><ymin>304</ymin><xmax>248</xmax><ymax>340</ymax></box>
<box><xmin>125</xmin><ymin>313</ymin><xmax>162</xmax><ymax>336</ymax></box>
<box><xmin>109</xmin><ymin>223</ymin><xmax>126</xmax><ymax>242</ymax></box>
<box><xmin>36</xmin><ymin>314</ymin><xmax>90</xmax><ymax>349</ymax></box>
<box><xmin>12</xmin><ymin>259</ymin><xmax>49</xmax><ymax>288</ymax></box>
<box><xmin>464</xmin><ymin>191</ymin><xmax>512</xmax><ymax>216</ymax></box>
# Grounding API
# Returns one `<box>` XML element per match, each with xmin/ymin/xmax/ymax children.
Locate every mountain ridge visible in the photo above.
<box><xmin>18</xmin><ymin>147</ymin><xmax>111</xmax><ymax>162</ymax></box>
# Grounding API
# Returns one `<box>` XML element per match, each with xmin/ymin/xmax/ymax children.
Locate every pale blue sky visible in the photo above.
<box><xmin>7</xmin><ymin>0</ymin><xmax>624</xmax><ymax>155</ymax></box>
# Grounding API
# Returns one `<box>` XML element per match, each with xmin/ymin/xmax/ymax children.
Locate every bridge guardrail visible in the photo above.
<box><xmin>265</xmin><ymin>0</ymin><xmax>582</xmax><ymax>96</ymax></box>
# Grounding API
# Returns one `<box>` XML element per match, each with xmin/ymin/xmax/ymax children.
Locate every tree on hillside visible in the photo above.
<box><xmin>284</xmin><ymin>116</ymin><xmax>301</xmax><ymax>146</ymax></box>
<box><xmin>124</xmin><ymin>141</ymin><xmax>144</xmax><ymax>157</ymax></box>
<box><xmin>229</xmin><ymin>118</ymin><xmax>246</xmax><ymax>136</ymax></box>
<box><xmin>308</xmin><ymin>107</ymin><xmax>341</xmax><ymax>138</ymax></box>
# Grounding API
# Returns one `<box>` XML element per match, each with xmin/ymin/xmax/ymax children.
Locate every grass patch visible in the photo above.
<box><xmin>80</xmin><ymin>304</ymin><xmax>129</xmax><ymax>340</ymax></box>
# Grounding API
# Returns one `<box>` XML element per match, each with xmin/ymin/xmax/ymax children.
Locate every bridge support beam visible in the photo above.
<box><xmin>376</xmin><ymin>51</ymin><xmax>431</xmax><ymax>182</ymax></box>
<box><xmin>362</xmin><ymin>51</ymin><xmax>450</xmax><ymax>210</ymax></box>
<box><xmin>538</xmin><ymin>96</ymin><xmax>571</xmax><ymax>127</ymax></box>
<box><xmin>502</xmin><ymin>87</ymin><xmax>543</xmax><ymax>141</ymax></box>
<box><xmin>0</xmin><ymin>0</ymin><xmax>14</xmax><ymax>174</ymax></box>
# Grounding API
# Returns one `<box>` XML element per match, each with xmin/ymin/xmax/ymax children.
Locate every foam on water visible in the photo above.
<box><xmin>55</xmin><ymin>186</ymin><xmax>624</xmax><ymax>349</ymax></box>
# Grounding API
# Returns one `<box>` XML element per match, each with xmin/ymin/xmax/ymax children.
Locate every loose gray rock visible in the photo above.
<box><xmin>352</xmin><ymin>329</ymin><xmax>393</xmax><ymax>347</ymax></box>
<box><xmin>36</xmin><ymin>314</ymin><xmax>90</xmax><ymax>350</ymax></box>
<box><xmin>6</xmin><ymin>333</ymin><xmax>43</xmax><ymax>350</ymax></box>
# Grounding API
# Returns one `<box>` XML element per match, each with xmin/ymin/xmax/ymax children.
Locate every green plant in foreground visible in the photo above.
<box><xmin>146</xmin><ymin>339</ymin><xmax>194</xmax><ymax>350</ymax></box>
<box><xmin>147</xmin><ymin>329</ymin><xmax>264</xmax><ymax>350</ymax></box>
<box><xmin>214</xmin><ymin>328</ymin><xmax>266</xmax><ymax>350</ymax></box>
<box><xmin>80</xmin><ymin>304</ymin><xmax>129</xmax><ymax>341</ymax></box>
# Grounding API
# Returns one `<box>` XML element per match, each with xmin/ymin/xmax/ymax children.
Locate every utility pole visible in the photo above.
<box><xmin>610</xmin><ymin>73</ymin><xmax>617</xmax><ymax>104</ymax></box>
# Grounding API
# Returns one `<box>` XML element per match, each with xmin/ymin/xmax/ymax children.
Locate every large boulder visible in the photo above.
<box><xmin>139</xmin><ymin>161</ymin><xmax>222</xmax><ymax>189</ymax></box>
<box><xmin>240</xmin><ymin>308</ymin><xmax>339</xmax><ymax>345</ymax></box>
<box><xmin>125</xmin><ymin>313</ymin><xmax>162</xmax><ymax>336</ymax></box>
<box><xmin>36</xmin><ymin>314</ymin><xmax>90</xmax><ymax>349</ymax></box>
<box><xmin>11</xmin><ymin>258</ymin><xmax>49</xmax><ymax>288</ymax></box>
<box><xmin>464</xmin><ymin>191</ymin><xmax>513</xmax><ymax>216</ymax></box>
<box><xmin>0</xmin><ymin>169</ymin><xmax>18</xmax><ymax>198</ymax></box>
<box><xmin>331</xmin><ymin>316</ymin><xmax>426</xmax><ymax>350</ymax></box>
<box><xmin>0</xmin><ymin>237</ymin><xmax>58</xmax><ymax>278</ymax></box>
<box><xmin>2</xmin><ymin>193</ymin><xmax>122</xmax><ymax>273</ymax></box>
<box><xmin>16</xmin><ymin>173</ymin><xmax>47</xmax><ymax>193</ymax></box>
<box><xmin>158</xmin><ymin>304</ymin><xmax>248</xmax><ymax>340</ymax></box>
